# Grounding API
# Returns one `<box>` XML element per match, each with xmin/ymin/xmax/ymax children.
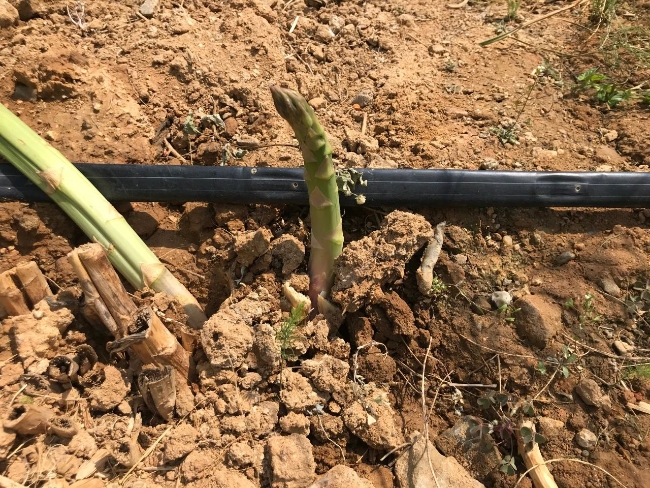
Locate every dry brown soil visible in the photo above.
<box><xmin>1</xmin><ymin>0</ymin><xmax>650</xmax><ymax>487</ymax></box>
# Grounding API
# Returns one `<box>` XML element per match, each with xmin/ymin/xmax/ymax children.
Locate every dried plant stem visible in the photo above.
<box><xmin>0</xmin><ymin>269</ymin><xmax>30</xmax><ymax>316</ymax></box>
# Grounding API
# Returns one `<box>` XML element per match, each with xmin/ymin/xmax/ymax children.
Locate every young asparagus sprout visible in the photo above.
<box><xmin>270</xmin><ymin>86</ymin><xmax>343</xmax><ymax>312</ymax></box>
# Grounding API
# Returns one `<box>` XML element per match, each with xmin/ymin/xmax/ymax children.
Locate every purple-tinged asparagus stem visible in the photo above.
<box><xmin>270</xmin><ymin>86</ymin><xmax>343</xmax><ymax>312</ymax></box>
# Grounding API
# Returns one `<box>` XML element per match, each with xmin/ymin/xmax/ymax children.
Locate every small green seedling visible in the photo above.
<box><xmin>500</xmin><ymin>455</ymin><xmax>517</xmax><ymax>475</ymax></box>
<box><xmin>564</xmin><ymin>293</ymin><xmax>600</xmax><ymax>327</ymax></box>
<box><xmin>520</xmin><ymin>426</ymin><xmax>547</xmax><ymax>449</ymax></box>
<box><xmin>277</xmin><ymin>302</ymin><xmax>307</xmax><ymax>360</ymax></box>
<box><xmin>575</xmin><ymin>68</ymin><xmax>633</xmax><ymax>108</ymax></box>
<box><xmin>497</xmin><ymin>303</ymin><xmax>520</xmax><ymax>323</ymax></box>
<box><xmin>478</xmin><ymin>390</ymin><xmax>510</xmax><ymax>410</ymax></box>
<box><xmin>430</xmin><ymin>276</ymin><xmax>447</xmax><ymax>296</ymax></box>
<box><xmin>623</xmin><ymin>364</ymin><xmax>650</xmax><ymax>380</ymax></box>
<box><xmin>506</xmin><ymin>0</ymin><xmax>522</xmax><ymax>21</ymax></box>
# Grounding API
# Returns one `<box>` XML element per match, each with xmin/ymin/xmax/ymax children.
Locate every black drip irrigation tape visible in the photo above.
<box><xmin>1</xmin><ymin>163</ymin><xmax>649</xmax><ymax>208</ymax></box>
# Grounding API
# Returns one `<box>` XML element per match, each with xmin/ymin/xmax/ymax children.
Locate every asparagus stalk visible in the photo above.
<box><xmin>0</xmin><ymin>103</ymin><xmax>207</xmax><ymax>329</ymax></box>
<box><xmin>270</xmin><ymin>86</ymin><xmax>344</xmax><ymax>310</ymax></box>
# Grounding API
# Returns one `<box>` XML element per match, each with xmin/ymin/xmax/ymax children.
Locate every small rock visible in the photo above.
<box><xmin>234</xmin><ymin>228</ymin><xmax>272</xmax><ymax>266</ymax></box>
<box><xmin>342</xmin><ymin>385</ymin><xmax>403</xmax><ymax>450</ymax></box>
<box><xmin>395</xmin><ymin>432</ymin><xmax>485</xmax><ymax>488</ymax></box>
<box><xmin>266</xmin><ymin>434</ymin><xmax>316</xmax><ymax>488</ymax></box>
<box><xmin>279</xmin><ymin>368</ymin><xmax>329</xmax><ymax>411</ymax></box>
<box><xmin>301</xmin><ymin>355</ymin><xmax>349</xmax><ymax>394</ymax></box>
<box><xmin>575</xmin><ymin>429</ymin><xmax>598</xmax><ymax>449</ymax></box>
<box><xmin>279</xmin><ymin>412</ymin><xmax>310</xmax><ymax>435</ymax></box>
<box><xmin>602</xmin><ymin>129</ymin><xmax>618</xmax><ymax>142</ymax></box>
<box><xmin>428</xmin><ymin>44</ymin><xmax>446</xmax><ymax>55</ymax></box>
<box><xmin>598</xmin><ymin>276</ymin><xmax>620</xmax><ymax>297</ymax></box>
<box><xmin>0</xmin><ymin>0</ymin><xmax>19</xmax><ymax>28</ymax></box>
<box><xmin>227</xmin><ymin>441</ymin><xmax>257</xmax><ymax>468</ymax></box>
<box><xmin>163</xmin><ymin>424</ymin><xmax>199</xmax><ymax>462</ymax></box>
<box><xmin>139</xmin><ymin>0</ymin><xmax>159</xmax><ymax>18</ymax></box>
<box><xmin>537</xmin><ymin>417</ymin><xmax>565</xmax><ymax>439</ymax></box>
<box><xmin>595</xmin><ymin>164</ymin><xmax>613</xmax><ymax>172</ymax></box>
<box><xmin>196</xmin><ymin>141</ymin><xmax>221</xmax><ymax>166</ymax></box>
<box><xmin>310</xmin><ymin>465</ymin><xmax>374</xmax><ymax>487</ymax></box>
<box><xmin>514</xmin><ymin>294</ymin><xmax>561</xmax><ymax>349</ymax></box>
<box><xmin>224</xmin><ymin>117</ymin><xmax>238</xmax><ymax>138</ymax></box>
<box><xmin>351</xmin><ymin>91</ymin><xmax>373</xmax><ymax>108</ymax></box>
<box><xmin>554</xmin><ymin>251</ymin><xmax>576</xmax><ymax>266</ymax></box>
<box><xmin>501</xmin><ymin>235</ymin><xmax>513</xmax><ymax>248</ymax></box>
<box><xmin>45</xmin><ymin>131</ymin><xmax>58</xmax><ymax>142</ymax></box>
<box><xmin>575</xmin><ymin>378</ymin><xmax>611</xmax><ymax>411</ymax></box>
<box><xmin>314</xmin><ymin>24</ymin><xmax>334</xmax><ymax>43</ymax></box>
<box><xmin>309</xmin><ymin>97</ymin><xmax>327</xmax><ymax>110</ymax></box>
<box><xmin>271</xmin><ymin>235</ymin><xmax>305</xmax><ymax>275</ymax></box>
<box><xmin>532</xmin><ymin>147</ymin><xmax>558</xmax><ymax>159</ymax></box>
<box><xmin>479</xmin><ymin>158</ymin><xmax>499</xmax><ymax>170</ymax></box>
<box><xmin>491</xmin><ymin>291</ymin><xmax>512</xmax><ymax>309</ymax></box>
<box><xmin>613</xmin><ymin>340</ymin><xmax>635</xmax><ymax>356</ymax></box>
<box><xmin>171</xmin><ymin>16</ymin><xmax>193</xmax><ymax>35</ymax></box>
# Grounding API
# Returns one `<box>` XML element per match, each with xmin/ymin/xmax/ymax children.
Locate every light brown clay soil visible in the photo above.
<box><xmin>1</xmin><ymin>1</ymin><xmax>650</xmax><ymax>487</ymax></box>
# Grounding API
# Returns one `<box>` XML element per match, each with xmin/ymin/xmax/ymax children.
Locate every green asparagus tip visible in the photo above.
<box><xmin>270</xmin><ymin>86</ymin><xmax>314</xmax><ymax>133</ymax></box>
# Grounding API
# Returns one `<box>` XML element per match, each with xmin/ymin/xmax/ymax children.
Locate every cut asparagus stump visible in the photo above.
<box><xmin>0</xmin><ymin>103</ymin><xmax>206</xmax><ymax>329</ymax></box>
<box><xmin>270</xmin><ymin>86</ymin><xmax>344</xmax><ymax>312</ymax></box>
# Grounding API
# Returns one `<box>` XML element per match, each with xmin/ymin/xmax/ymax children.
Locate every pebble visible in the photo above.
<box><xmin>479</xmin><ymin>158</ymin><xmax>499</xmax><ymax>170</ymax></box>
<box><xmin>491</xmin><ymin>291</ymin><xmax>512</xmax><ymax>308</ymax></box>
<box><xmin>45</xmin><ymin>130</ymin><xmax>58</xmax><ymax>142</ymax></box>
<box><xmin>224</xmin><ymin>117</ymin><xmax>238</xmax><ymax>138</ymax></box>
<box><xmin>514</xmin><ymin>294</ymin><xmax>561</xmax><ymax>349</ymax></box>
<box><xmin>598</xmin><ymin>276</ymin><xmax>620</xmax><ymax>297</ymax></box>
<box><xmin>502</xmin><ymin>235</ymin><xmax>513</xmax><ymax>248</ymax></box>
<box><xmin>613</xmin><ymin>340</ymin><xmax>635</xmax><ymax>356</ymax></box>
<box><xmin>575</xmin><ymin>378</ymin><xmax>612</xmax><ymax>411</ymax></box>
<box><xmin>397</xmin><ymin>13</ymin><xmax>416</xmax><ymax>27</ymax></box>
<box><xmin>595</xmin><ymin>164</ymin><xmax>613</xmax><ymax>172</ymax></box>
<box><xmin>554</xmin><ymin>251</ymin><xmax>575</xmax><ymax>266</ymax></box>
<box><xmin>139</xmin><ymin>0</ymin><xmax>160</xmax><ymax>18</ymax></box>
<box><xmin>351</xmin><ymin>91</ymin><xmax>373</xmax><ymax>108</ymax></box>
<box><xmin>428</xmin><ymin>44</ymin><xmax>446</xmax><ymax>55</ymax></box>
<box><xmin>602</xmin><ymin>129</ymin><xmax>618</xmax><ymax>142</ymax></box>
<box><xmin>532</xmin><ymin>147</ymin><xmax>558</xmax><ymax>159</ymax></box>
<box><xmin>0</xmin><ymin>1</ymin><xmax>19</xmax><ymax>28</ymax></box>
<box><xmin>575</xmin><ymin>429</ymin><xmax>598</xmax><ymax>449</ymax></box>
<box><xmin>314</xmin><ymin>24</ymin><xmax>334</xmax><ymax>43</ymax></box>
<box><xmin>537</xmin><ymin>417</ymin><xmax>565</xmax><ymax>439</ymax></box>
<box><xmin>309</xmin><ymin>97</ymin><xmax>327</xmax><ymax>110</ymax></box>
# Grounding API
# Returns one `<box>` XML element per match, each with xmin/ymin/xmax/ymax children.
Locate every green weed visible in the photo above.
<box><xmin>276</xmin><ymin>302</ymin><xmax>307</xmax><ymax>360</ymax></box>
<box><xmin>497</xmin><ymin>303</ymin><xmax>520</xmax><ymax>323</ymax></box>
<box><xmin>430</xmin><ymin>276</ymin><xmax>448</xmax><ymax>296</ymax></box>
<box><xmin>623</xmin><ymin>364</ymin><xmax>650</xmax><ymax>380</ymax></box>
<box><xmin>506</xmin><ymin>0</ymin><xmax>522</xmax><ymax>21</ymax></box>
<box><xmin>564</xmin><ymin>292</ymin><xmax>601</xmax><ymax>327</ymax></box>
<box><xmin>537</xmin><ymin>344</ymin><xmax>578</xmax><ymax>379</ymax></box>
<box><xmin>590</xmin><ymin>0</ymin><xmax>618</xmax><ymax>25</ymax></box>
<box><xmin>575</xmin><ymin>68</ymin><xmax>637</xmax><ymax>108</ymax></box>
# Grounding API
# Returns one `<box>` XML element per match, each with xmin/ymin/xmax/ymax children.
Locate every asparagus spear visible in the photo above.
<box><xmin>0</xmin><ymin>103</ymin><xmax>207</xmax><ymax>329</ymax></box>
<box><xmin>270</xmin><ymin>86</ymin><xmax>343</xmax><ymax>311</ymax></box>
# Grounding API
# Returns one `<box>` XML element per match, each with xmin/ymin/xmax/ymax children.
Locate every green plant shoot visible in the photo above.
<box><xmin>270</xmin><ymin>86</ymin><xmax>343</xmax><ymax>312</ymax></box>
